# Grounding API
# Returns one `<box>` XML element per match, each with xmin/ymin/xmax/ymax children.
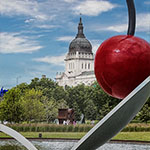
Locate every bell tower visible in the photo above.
<box><xmin>56</xmin><ymin>17</ymin><xmax>95</xmax><ymax>87</ymax></box>
<box><xmin>65</xmin><ymin>17</ymin><xmax>94</xmax><ymax>77</ymax></box>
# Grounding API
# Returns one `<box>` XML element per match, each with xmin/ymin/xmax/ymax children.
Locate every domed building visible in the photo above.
<box><xmin>55</xmin><ymin>18</ymin><xmax>96</xmax><ymax>87</ymax></box>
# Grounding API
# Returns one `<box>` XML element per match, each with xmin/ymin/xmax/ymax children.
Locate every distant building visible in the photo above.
<box><xmin>56</xmin><ymin>17</ymin><xmax>96</xmax><ymax>87</ymax></box>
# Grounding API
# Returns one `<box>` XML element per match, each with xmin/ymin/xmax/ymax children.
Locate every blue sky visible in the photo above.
<box><xmin>0</xmin><ymin>0</ymin><xmax>150</xmax><ymax>89</ymax></box>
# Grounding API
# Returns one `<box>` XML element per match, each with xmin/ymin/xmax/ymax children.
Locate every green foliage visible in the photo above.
<box><xmin>20</xmin><ymin>89</ymin><xmax>45</xmax><ymax>122</ymax></box>
<box><xmin>7</xmin><ymin>123</ymin><xmax>93</xmax><ymax>132</ymax></box>
<box><xmin>121</xmin><ymin>123</ymin><xmax>150</xmax><ymax>132</ymax></box>
<box><xmin>137</xmin><ymin>104</ymin><xmax>150</xmax><ymax>123</ymax></box>
<box><xmin>99</xmin><ymin>102</ymin><xmax>112</xmax><ymax>120</ymax></box>
<box><xmin>42</xmin><ymin>96</ymin><xmax>58</xmax><ymax>123</ymax></box>
<box><xmin>57</xmin><ymin>99</ymin><xmax>68</xmax><ymax>109</ymax></box>
<box><xmin>8</xmin><ymin>123</ymin><xmax>150</xmax><ymax>133</ymax></box>
<box><xmin>84</xmin><ymin>99</ymin><xmax>97</xmax><ymax>120</ymax></box>
<box><xmin>0</xmin><ymin>88</ymin><xmax>22</xmax><ymax>123</ymax></box>
<box><xmin>52</xmin><ymin>86</ymin><xmax>67</xmax><ymax>101</ymax></box>
<box><xmin>28</xmin><ymin>77</ymin><xmax>56</xmax><ymax>90</ymax></box>
<box><xmin>1</xmin><ymin>76</ymin><xmax>149</xmax><ymax>124</ymax></box>
<box><xmin>66</xmin><ymin>85</ymin><xmax>85</xmax><ymax>121</ymax></box>
<box><xmin>0</xmin><ymin>145</ymin><xmax>26</xmax><ymax>150</ymax></box>
<box><xmin>16</xmin><ymin>83</ymin><xmax>29</xmax><ymax>93</ymax></box>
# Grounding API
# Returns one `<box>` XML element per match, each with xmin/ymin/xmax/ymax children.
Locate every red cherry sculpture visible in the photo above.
<box><xmin>94</xmin><ymin>0</ymin><xmax>150</xmax><ymax>99</ymax></box>
<box><xmin>95</xmin><ymin>35</ymin><xmax>150</xmax><ymax>99</ymax></box>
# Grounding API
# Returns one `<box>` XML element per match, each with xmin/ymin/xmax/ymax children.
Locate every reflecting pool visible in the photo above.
<box><xmin>0</xmin><ymin>140</ymin><xmax>150</xmax><ymax>150</ymax></box>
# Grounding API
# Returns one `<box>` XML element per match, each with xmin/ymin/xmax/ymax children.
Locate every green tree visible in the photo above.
<box><xmin>52</xmin><ymin>86</ymin><xmax>67</xmax><ymax>101</ymax></box>
<box><xmin>16</xmin><ymin>83</ymin><xmax>29</xmax><ymax>93</ymax></box>
<box><xmin>66</xmin><ymin>84</ymin><xmax>86</xmax><ymax>120</ymax></box>
<box><xmin>137</xmin><ymin>103</ymin><xmax>150</xmax><ymax>123</ymax></box>
<box><xmin>84</xmin><ymin>98</ymin><xmax>98</xmax><ymax>120</ymax></box>
<box><xmin>90</xmin><ymin>81</ymin><xmax>119</xmax><ymax>120</ymax></box>
<box><xmin>0</xmin><ymin>88</ymin><xmax>22</xmax><ymax>123</ymax></box>
<box><xmin>57</xmin><ymin>99</ymin><xmax>68</xmax><ymax>109</ymax></box>
<box><xmin>29</xmin><ymin>77</ymin><xmax>56</xmax><ymax>90</ymax></box>
<box><xmin>99</xmin><ymin>102</ymin><xmax>113</xmax><ymax>120</ymax></box>
<box><xmin>42</xmin><ymin>96</ymin><xmax>58</xmax><ymax>123</ymax></box>
<box><xmin>72</xmin><ymin>102</ymin><xmax>82</xmax><ymax>121</ymax></box>
<box><xmin>21</xmin><ymin>89</ymin><xmax>45</xmax><ymax>122</ymax></box>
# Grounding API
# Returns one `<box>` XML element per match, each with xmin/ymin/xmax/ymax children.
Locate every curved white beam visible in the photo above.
<box><xmin>0</xmin><ymin>124</ymin><xmax>37</xmax><ymax>150</ymax></box>
<box><xmin>72</xmin><ymin>76</ymin><xmax>150</xmax><ymax>150</ymax></box>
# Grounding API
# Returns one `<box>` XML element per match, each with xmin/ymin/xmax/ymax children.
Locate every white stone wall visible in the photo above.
<box><xmin>56</xmin><ymin>50</ymin><xmax>95</xmax><ymax>87</ymax></box>
<box><xmin>56</xmin><ymin>73</ymin><xmax>95</xmax><ymax>87</ymax></box>
<box><xmin>65</xmin><ymin>52</ymin><xmax>94</xmax><ymax>75</ymax></box>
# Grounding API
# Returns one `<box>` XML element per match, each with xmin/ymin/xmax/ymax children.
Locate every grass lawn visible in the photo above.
<box><xmin>113</xmin><ymin>132</ymin><xmax>150</xmax><ymax>141</ymax></box>
<box><xmin>0</xmin><ymin>132</ymin><xmax>85</xmax><ymax>139</ymax></box>
<box><xmin>0</xmin><ymin>132</ymin><xmax>150</xmax><ymax>141</ymax></box>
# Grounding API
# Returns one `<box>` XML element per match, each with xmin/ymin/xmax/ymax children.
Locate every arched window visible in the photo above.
<box><xmin>85</xmin><ymin>63</ymin><xmax>87</xmax><ymax>69</ymax></box>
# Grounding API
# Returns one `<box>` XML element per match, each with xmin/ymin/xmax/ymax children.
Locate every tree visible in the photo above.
<box><xmin>0</xmin><ymin>88</ymin><xmax>22</xmax><ymax>123</ymax></box>
<box><xmin>98</xmin><ymin>102</ymin><xmax>113</xmax><ymax>120</ymax></box>
<box><xmin>28</xmin><ymin>77</ymin><xmax>56</xmax><ymax>90</ymax></box>
<box><xmin>137</xmin><ymin>104</ymin><xmax>150</xmax><ymax>123</ymax></box>
<box><xmin>57</xmin><ymin>99</ymin><xmax>68</xmax><ymax>109</ymax></box>
<box><xmin>66</xmin><ymin>84</ymin><xmax>86</xmax><ymax>120</ymax></box>
<box><xmin>84</xmin><ymin>98</ymin><xmax>98</xmax><ymax>120</ymax></box>
<box><xmin>52</xmin><ymin>86</ymin><xmax>67</xmax><ymax>101</ymax></box>
<box><xmin>72</xmin><ymin>102</ymin><xmax>82</xmax><ymax>121</ymax></box>
<box><xmin>21</xmin><ymin>89</ymin><xmax>45</xmax><ymax>122</ymax></box>
<box><xmin>42</xmin><ymin>96</ymin><xmax>58</xmax><ymax>123</ymax></box>
<box><xmin>16</xmin><ymin>83</ymin><xmax>29</xmax><ymax>93</ymax></box>
<box><xmin>90</xmin><ymin>81</ymin><xmax>119</xmax><ymax>120</ymax></box>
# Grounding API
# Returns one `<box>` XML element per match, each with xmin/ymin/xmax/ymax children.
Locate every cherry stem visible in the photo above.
<box><xmin>126</xmin><ymin>0</ymin><xmax>136</xmax><ymax>36</ymax></box>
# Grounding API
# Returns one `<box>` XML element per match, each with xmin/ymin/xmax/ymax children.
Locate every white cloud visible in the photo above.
<box><xmin>64</xmin><ymin>0</ymin><xmax>76</xmax><ymax>3</ymax></box>
<box><xmin>74</xmin><ymin>0</ymin><xmax>117</xmax><ymax>16</ymax></box>
<box><xmin>136</xmin><ymin>13</ymin><xmax>150</xmax><ymax>32</ymax></box>
<box><xmin>0</xmin><ymin>0</ymin><xmax>118</xmax><ymax>30</ymax></box>
<box><xmin>33</xmin><ymin>55</ymin><xmax>66</xmax><ymax>66</ymax></box>
<box><xmin>35</xmin><ymin>24</ymin><xmax>56</xmax><ymax>29</ymax></box>
<box><xmin>0</xmin><ymin>0</ymin><xmax>48</xmax><ymax>21</ymax></box>
<box><xmin>91</xmin><ymin>40</ymin><xmax>102</xmax><ymax>54</ymax></box>
<box><xmin>0</xmin><ymin>32</ymin><xmax>42</xmax><ymax>54</ymax></box>
<box><xmin>106</xmin><ymin>24</ymin><xmax>127</xmax><ymax>33</ymax></box>
<box><xmin>0</xmin><ymin>0</ymin><xmax>117</xmax><ymax>19</ymax></box>
<box><xmin>25</xmin><ymin>18</ymin><xmax>35</xmax><ymax>23</ymax></box>
<box><xmin>56</xmin><ymin>36</ymin><xmax>74</xmax><ymax>42</ymax></box>
<box><xmin>0</xmin><ymin>0</ymin><xmax>74</xmax><ymax>28</ymax></box>
<box><xmin>104</xmin><ymin>13</ymin><xmax>150</xmax><ymax>33</ymax></box>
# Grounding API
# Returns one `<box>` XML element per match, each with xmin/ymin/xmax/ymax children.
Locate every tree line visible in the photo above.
<box><xmin>0</xmin><ymin>77</ymin><xmax>149</xmax><ymax>123</ymax></box>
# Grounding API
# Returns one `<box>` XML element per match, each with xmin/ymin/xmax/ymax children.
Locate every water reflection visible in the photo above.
<box><xmin>0</xmin><ymin>140</ymin><xmax>150</xmax><ymax>150</ymax></box>
<box><xmin>0</xmin><ymin>140</ymin><xmax>26</xmax><ymax>150</ymax></box>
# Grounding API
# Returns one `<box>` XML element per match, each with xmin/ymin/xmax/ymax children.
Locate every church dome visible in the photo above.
<box><xmin>69</xmin><ymin>18</ymin><xmax>92</xmax><ymax>54</ymax></box>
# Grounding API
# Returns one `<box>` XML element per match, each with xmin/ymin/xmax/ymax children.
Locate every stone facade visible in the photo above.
<box><xmin>55</xmin><ymin>18</ymin><xmax>96</xmax><ymax>87</ymax></box>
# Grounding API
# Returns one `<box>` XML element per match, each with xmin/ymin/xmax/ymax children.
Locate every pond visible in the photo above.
<box><xmin>0</xmin><ymin>139</ymin><xmax>150</xmax><ymax>150</ymax></box>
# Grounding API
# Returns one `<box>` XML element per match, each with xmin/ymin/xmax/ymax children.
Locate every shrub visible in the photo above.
<box><xmin>8</xmin><ymin>123</ymin><xmax>150</xmax><ymax>133</ymax></box>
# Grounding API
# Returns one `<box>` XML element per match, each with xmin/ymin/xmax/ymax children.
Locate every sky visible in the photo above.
<box><xmin>0</xmin><ymin>0</ymin><xmax>150</xmax><ymax>89</ymax></box>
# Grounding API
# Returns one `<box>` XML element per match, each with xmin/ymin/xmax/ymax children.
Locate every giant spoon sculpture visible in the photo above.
<box><xmin>0</xmin><ymin>124</ymin><xmax>37</xmax><ymax>150</ymax></box>
<box><xmin>72</xmin><ymin>0</ymin><xmax>150</xmax><ymax>150</ymax></box>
